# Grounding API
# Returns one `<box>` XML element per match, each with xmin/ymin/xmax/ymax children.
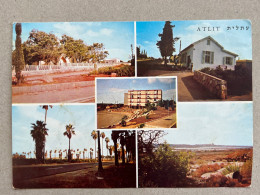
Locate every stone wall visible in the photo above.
<box><xmin>193</xmin><ymin>71</ymin><xmax>227</xmax><ymax>99</ymax></box>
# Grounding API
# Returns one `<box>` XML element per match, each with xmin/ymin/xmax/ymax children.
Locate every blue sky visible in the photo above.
<box><xmin>96</xmin><ymin>78</ymin><xmax>176</xmax><ymax>104</ymax></box>
<box><xmin>12</xmin><ymin>104</ymin><xmax>112</xmax><ymax>155</ymax></box>
<box><xmin>137</xmin><ymin>20</ymin><xmax>252</xmax><ymax>60</ymax></box>
<box><xmin>160</xmin><ymin>102</ymin><xmax>253</xmax><ymax>146</ymax></box>
<box><xmin>13</xmin><ymin>22</ymin><xmax>134</xmax><ymax>62</ymax></box>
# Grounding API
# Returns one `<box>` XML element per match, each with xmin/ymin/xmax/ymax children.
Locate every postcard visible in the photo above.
<box><xmin>12</xmin><ymin>20</ymin><xmax>253</xmax><ymax>189</ymax></box>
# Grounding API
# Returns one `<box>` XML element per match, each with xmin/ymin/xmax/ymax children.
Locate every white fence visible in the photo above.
<box><xmin>12</xmin><ymin>62</ymin><xmax>122</xmax><ymax>72</ymax></box>
<box><xmin>11</xmin><ymin>63</ymin><xmax>131</xmax><ymax>78</ymax></box>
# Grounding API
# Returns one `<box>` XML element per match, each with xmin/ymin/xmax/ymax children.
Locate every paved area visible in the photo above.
<box><xmin>13</xmin><ymin>161</ymin><xmax>113</xmax><ymax>181</ymax></box>
<box><xmin>97</xmin><ymin>111</ymin><xmax>131</xmax><ymax>129</ymax></box>
<box><xmin>144</xmin><ymin>70</ymin><xmax>217</xmax><ymax>101</ymax></box>
<box><xmin>12</xmin><ymin>85</ymin><xmax>95</xmax><ymax>103</ymax></box>
<box><xmin>145</xmin><ymin>113</ymin><xmax>176</xmax><ymax>128</ymax></box>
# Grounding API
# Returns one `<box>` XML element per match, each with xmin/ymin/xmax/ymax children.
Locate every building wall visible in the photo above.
<box><xmin>124</xmin><ymin>93</ymin><xmax>128</xmax><ymax>106</ymax></box>
<box><xmin>127</xmin><ymin>90</ymin><xmax>162</xmax><ymax>107</ymax></box>
<box><xmin>193</xmin><ymin>39</ymin><xmax>236</xmax><ymax>71</ymax></box>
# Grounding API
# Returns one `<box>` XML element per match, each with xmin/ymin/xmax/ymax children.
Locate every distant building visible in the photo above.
<box><xmin>124</xmin><ymin>90</ymin><xmax>162</xmax><ymax>108</ymax></box>
<box><xmin>179</xmin><ymin>36</ymin><xmax>238</xmax><ymax>71</ymax></box>
<box><xmin>104</xmin><ymin>58</ymin><xmax>120</xmax><ymax>64</ymax></box>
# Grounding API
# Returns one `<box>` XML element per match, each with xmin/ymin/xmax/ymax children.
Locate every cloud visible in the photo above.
<box><xmin>53</xmin><ymin>22</ymin><xmax>84</xmax><ymax>39</ymax></box>
<box><xmin>100</xmin><ymin>28</ymin><xmax>113</xmax><ymax>36</ymax></box>
<box><xmin>108</xmin><ymin>88</ymin><xmax>127</xmax><ymax>93</ymax></box>
<box><xmin>158</xmin><ymin>78</ymin><xmax>174</xmax><ymax>84</ymax></box>
<box><xmin>148</xmin><ymin>78</ymin><xmax>175</xmax><ymax>85</ymax></box>
<box><xmin>148</xmin><ymin>78</ymin><xmax>157</xmax><ymax>84</ymax></box>
<box><xmin>132</xmin><ymin>80</ymin><xmax>136</xmax><ymax>83</ymax></box>
<box><xmin>163</xmin><ymin>89</ymin><xmax>176</xmax><ymax>100</ymax></box>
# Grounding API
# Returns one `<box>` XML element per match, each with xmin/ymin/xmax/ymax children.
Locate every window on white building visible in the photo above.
<box><xmin>202</xmin><ymin>51</ymin><xmax>214</xmax><ymax>64</ymax></box>
<box><xmin>207</xmin><ymin>40</ymin><xmax>210</xmax><ymax>45</ymax></box>
<box><xmin>224</xmin><ymin>57</ymin><xmax>233</xmax><ymax>65</ymax></box>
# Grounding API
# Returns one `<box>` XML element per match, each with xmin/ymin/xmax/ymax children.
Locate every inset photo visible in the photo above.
<box><xmin>12</xmin><ymin>104</ymin><xmax>136</xmax><ymax>188</ymax></box>
<box><xmin>138</xmin><ymin>102</ymin><xmax>253</xmax><ymax>188</ymax></box>
<box><xmin>96</xmin><ymin>77</ymin><xmax>177</xmax><ymax>129</ymax></box>
<box><xmin>12</xmin><ymin>22</ymin><xmax>135</xmax><ymax>103</ymax></box>
<box><xmin>137</xmin><ymin>20</ymin><xmax>252</xmax><ymax>101</ymax></box>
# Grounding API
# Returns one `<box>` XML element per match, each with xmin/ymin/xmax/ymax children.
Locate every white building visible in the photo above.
<box><xmin>103</xmin><ymin>58</ymin><xmax>120</xmax><ymax>64</ymax></box>
<box><xmin>179</xmin><ymin>36</ymin><xmax>238</xmax><ymax>71</ymax></box>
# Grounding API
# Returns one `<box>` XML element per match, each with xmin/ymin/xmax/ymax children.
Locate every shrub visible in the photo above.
<box><xmin>222</xmin><ymin>164</ymin><xmax>240</xmax><ymax>175</ymax></box>
<box><xmin>139</xmin><ymin>143</ymin><xmax>190</xmax><ymax>187</ymax></box>
<box><xmin>91</xmin><ymin>65</ymin><xmax>135</xmax><ymax>76</ymax></box>
<box><xmin>121</xmin><ymin>115</ymin><xmax>128</xmax><ymax>127</ymax></box>
<box><xmin>240</xmin><ymin>160</ymin><xmax>252</xmax><ymax>179</ymax></box>
<box><xmin>192</xmin><ymin>163</ymin><xmax>225</xmax><ymax>177</ymax></box>
<box><xmin>138</xmin><ymin>123</ymin><xmax>145</xmax><ymax>128</ymax></box>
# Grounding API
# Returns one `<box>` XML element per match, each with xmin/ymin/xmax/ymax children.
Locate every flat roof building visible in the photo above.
<box><xmin>124</xmin><ymin>89</ymin><xmax>162</xmax><ymax>108</ymax></box>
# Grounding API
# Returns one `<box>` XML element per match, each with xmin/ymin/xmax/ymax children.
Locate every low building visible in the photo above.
<box><xmin>104</xmin><ymin>58</ymin><xmax>120</xmax><ymax>64</ymax></box>
<box><xmin>179</xmin><ymin>36</ymin><xmax>238</xmax><ymax>71</ymax></box>
<box><xmin>124</xmin><ymin>89</ymin><xmax>162</xmax><ymax>108</ymax></box>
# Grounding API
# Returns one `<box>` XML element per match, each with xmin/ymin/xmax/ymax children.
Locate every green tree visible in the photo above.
<box><xmin>23</xmin><ymin>30</ymin><xmax>61</xmax><ymax>64</ymax></box>
<box><xmin>140</xmin><ymin>142</ymin><xmax>190</xmax><ymax>187</ymax></box>
<box><xmin>60</xmin><ymin>35</ymin><xmax>89</xmax><ymax>63</ymax></box>
<box><xmin>63</xmin><ymin>124</ymin><xmax>75</xmax><ymax>162</ymax></box>
<box><xmin>91</xmin><ymin>130</ymin><xmax>98</xmax><ymax>160</ymax></box>
<box><xmin>30</xmin><ymin>120</ymin><xmax>48</xmax><ymax>163</ymax></box>
<box><xmin>14</xmin><ymin>23</ymin><xmax>25</xmax><ymax>84</ymax></box>
<box><xmin>156</xmin><ymin>21</ymin><xmax>179</xmax><ymax>66</ymax></box>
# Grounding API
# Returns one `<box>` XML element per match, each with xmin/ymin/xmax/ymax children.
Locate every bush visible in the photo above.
<box><xmin>121</xmin><ymin>115</ymin><xmax>128</xmax><ymax>127</ymax></box>
<box><xmin>222</xmin><ymin>164</ymin><xmax>240</xmax><ymax>175</ymax></box>
<box><xmin>138</xmin><ymin>123</ymin><xmax>145</xmax><ymax>128</ymax></box>
<box><xmin>91</xmin><ymin>65</ymin><xmax>135</xmax><ymax>76</ymax></box>
<box><xmin>192</xmin><ymin>163</ymin><xmax>225</xmax><ymax>177</ymax></box>
<box><xmin>139</xmin><ymin>143</ymin><xmax>190</xmax><ymax>187</ymax></box>
<box><xmin>240</xmin><ymin>160</ymin><xmax>252</xmax><ymax>179</ymax></box>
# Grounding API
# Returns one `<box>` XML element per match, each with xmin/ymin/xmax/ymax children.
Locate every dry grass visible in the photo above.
<box><xmin>192</xmin><ymin>163</ymin><xmax>225</xmax><ymax>177</ymax></box>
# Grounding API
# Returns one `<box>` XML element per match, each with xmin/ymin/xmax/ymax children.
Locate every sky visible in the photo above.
<box><xmin>96</xmin><ymin>77</ymin><xmax>176</xmax><ymax>104</ymax></box>
<box><xmin>12</xmin><ymin>104</ymin><xmax>112</xmax><ymax>156</ymax></box>
<box><xmin>12</xmin><ymin>22</ymin><xmax>134</xmax><ymax>62</ymax></box>
<box><xmin>159</xmin><ymin>102</ymin><xmax>253</xmax><ymax>146</ymax></box>
<box><xmin>137</xmin><ymin>20</ymin><xmax>252</xmax><ymax>60</ymax></box>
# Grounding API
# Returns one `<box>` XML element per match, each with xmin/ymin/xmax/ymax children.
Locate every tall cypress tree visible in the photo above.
<box><xmin>157</xmin><ymin>21</ymin><xmax>179</xmax><ymax>66</ymax></box>
<box><xmin>14</xmin><ymin>23</ymin><xmax>25</xmax><ymax>84</ymax></box>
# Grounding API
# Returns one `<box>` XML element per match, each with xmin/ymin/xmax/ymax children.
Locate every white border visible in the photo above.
<box><xmin>95</xmin><ymin>76</ymin><xmax>178</xmax><ymax>131</ymax></box>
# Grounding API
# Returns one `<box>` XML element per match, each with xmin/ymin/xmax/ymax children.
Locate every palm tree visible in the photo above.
<box><xmin>90</xmin><ymin>148</ymin><xmax>93</xmax><ymax>159</ymax></box>
<box><xmin>63</xmin><ymin>124</ymin><xmax>76</xmax><ymax>162</ymax></box>
<box><xmin>111</xmin><ymin>131</ymin><xmax>120</xmax><ymax>166</ymax></box>
<box><xmin>83</xmin><ymin>148</ymin><xmax>87</xmax><ymax>159</ymax></box>
<box><xmin>49</xmin><ymin>150</ymin><xmax>52</xmax><ymax>159</ymax></box>
<box><xmin>91</xmin><ymin>130</ymin><xmax>98</xmax><ymax>160</ymax></box>
<box><xmin>30</xmin><ymin>120</ymin><xmax>48</xmax><ymax>163</ymax></box>
<box><xmin>40</xmin><ymin>105</ymin><xmax>52</xmax><ymax>162</ymax></box>
<box><xmin>105</xmin><ymin>137</ymin><xmax>110</xmax><ymax>156</ymax></box>
<box><xmin>100</xmin><ymin>132</ymin><xmax>106</xmax><ymax>157</ymax></box>
<box><xmin>54</xmin><ymin>150</ymin><xmax>57</xmax><ymax>159</ymax></box>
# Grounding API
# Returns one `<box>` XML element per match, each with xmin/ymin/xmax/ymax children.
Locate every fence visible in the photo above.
<box><xmin>12</xmin><ymin>62</ymin><xmax>121</xmax><ymax>72</ymax></box>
